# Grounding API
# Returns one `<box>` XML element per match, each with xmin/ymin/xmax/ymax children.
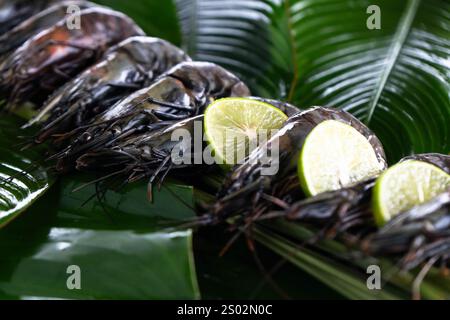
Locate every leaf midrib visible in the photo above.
<box><xmin>365</xmin><ymin>0</ymin><xmax>421</xmax><ymax>125</ymax></box>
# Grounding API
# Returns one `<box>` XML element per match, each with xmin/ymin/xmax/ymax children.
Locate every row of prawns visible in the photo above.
<box><xmin>206</xmin><ymin>107</ymin><xmax>450</xmax><ymax>298</ymax></box>
<box><xmin>0</xmin><ymin>0</ymin><xmax>250</xmax><ymax>192</ymax></box>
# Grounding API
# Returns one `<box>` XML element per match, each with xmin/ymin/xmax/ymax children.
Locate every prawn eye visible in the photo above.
<box><xmin>80</xmin><ymin>132</ymin><xmax>91</xmax><ymax>142</ymax></box>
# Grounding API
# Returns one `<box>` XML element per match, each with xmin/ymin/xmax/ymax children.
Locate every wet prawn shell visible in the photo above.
<box><xmin>51</xmin><ymin>61</ymin><xmax>250</xmax><ymax>171</ymax></box>
<box><xmin>90</xmin><ymin>60</ymin><xmax>250</xmax><ymax>122</ymax></box>
<box><xmin>0</xmin><ymin>1</ymin><xmax>95</xmax><ymax>57</ymax></box>
<box><xmin>401</xmin><ymin>153</ymin><xmax>450</xmax><ymax>174</ymax></box>
<box><xmin>285</xmin><ymin>178</ymin><xmax>376</xmax><ymax>221</ymax></box>
<box><xmin>94</xmin><ymin>76</ymin><xmax>191</xmax><ymax>124</ymax></box>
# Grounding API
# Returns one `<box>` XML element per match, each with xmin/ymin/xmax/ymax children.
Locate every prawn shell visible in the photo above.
<box><xmin>53</xmin><ymin>61</ymin><xmax>249</xmax><ymax>172</ymax></box>
<box><xmin>0</xmin><ymin>1</ymin><xmax>95</xmax><ymax>59</ymax></box>
<box><xmin>0</xmin><ymin>0</ymin><xmax>57</xmax><ymax>34</ymax></box>
<box><xmin>95</xmin><ymin>76</ymin><xmax>192</xmax><ymax>124</ymax></box>
<box><xmin>0</xmin><ymin>6</ymin><xmax>144</xmax><ymax>107</ymax></box>
<box><xmin>74</xmin><ymin>61</ymin><xmax>249</xmax><ymax>136</ymax></box>
<box><xmin>76</xmin><ymin>115</ymin><xmax>204</xmax><ymax>171</ymax></box>
<box><xmin>104</xmin><ymin>36</ymin><xmax>191</xmax><ymax>69</ymax></box>
<box><xmin>401</xmin><ymin>153</ymin><xmax>450</xmax><ymax>174</ymax></box>
<box><xmin>284</xmin><ymin>178</ymin><xmax>375</xmax><ymax>223</ymax></box>
<box><xmin>363</xmin><ymin>189</ymin><xmax>450</xmax><ymax>264</ymax></box>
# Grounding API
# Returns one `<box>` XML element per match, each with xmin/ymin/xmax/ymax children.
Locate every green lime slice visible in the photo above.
<box><xmin>204</xmin><ymin>98</ymin><xmax>288</xmax><ymax>165</ymax></box>
<box><xmin>373</xmin><ymin>160</ymin><xmax>450</xmax><ymax>226</ymax></box>
<box><xmin>298</xmin><ymin>120</ymin><xmax>385</xmax><ymax>196</ymax></box>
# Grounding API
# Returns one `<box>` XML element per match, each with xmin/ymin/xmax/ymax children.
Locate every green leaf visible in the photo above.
<box><xmin>0</xmin><ymin>178</ymin><xmax>200</xmax><ymax>299</ymax></box>
<box><xmin>253</xmin><ymin>225</ymin><xmax>406</xmax><ymax>300</ymax></box>
<box><xmin>176</xmin><ymin>0</ymin><xmax>450</xmax><ymax>162</ymax></box>
<box><xmin>96</xmin><ymin>0</ymin><xmax>182</xmax><ymax>45</ymax></box>
<box><xmin>0</xmin><ymin>115</ymin><xmax>51</xmax><ymax>228</ymax></box>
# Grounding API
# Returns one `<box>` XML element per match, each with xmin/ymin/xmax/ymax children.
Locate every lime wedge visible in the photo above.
<box><xmin>373</xmin><ymin>160</ymin><xmax>450</xmax><ymax>226</ymax></box>
<box><xmin>204</xmin><ymin>98</ymin><xmax>288</xmax><ymax>165</ymax></box>
<box><xmin>298</xmin><ymin>120</ymin><xmax>385</xmax><ymax>196</ymax></box>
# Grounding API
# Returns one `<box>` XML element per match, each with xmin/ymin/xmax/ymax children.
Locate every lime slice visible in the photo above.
<box><xmin>204</xmin><ymin>98</ymin><xmax>288</xmax><ymax>165</ymax></box>
<box><xmin>298</xmin><ymin>120</ymin><xmax>385</xmax><ymax>196</ymax></box>
<box><xmin>373</xmin><ymin>160</ymin><xmax>450</xmax><ymax>226</ymax></box>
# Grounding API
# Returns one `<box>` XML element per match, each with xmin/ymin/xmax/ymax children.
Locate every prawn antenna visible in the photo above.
<box><xmin>412</xmin><ymin>256</ymin><xmax>439</xmax><ymax>300</ymax></box>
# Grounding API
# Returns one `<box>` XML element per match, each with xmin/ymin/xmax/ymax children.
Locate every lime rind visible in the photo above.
<box><xmin>204</xmin><ymin>97</ymin><xmax>288</xmax><ymax>166</ymax></box>
<box><xmin>298</xmin><ymin>120</ymin><xmax>384</xmax><ymax>196</ymax></box>
<box><xmin>372</xmin><ymin>160</ymin><xmax>450</xmax><ymax>226</ymax></box>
